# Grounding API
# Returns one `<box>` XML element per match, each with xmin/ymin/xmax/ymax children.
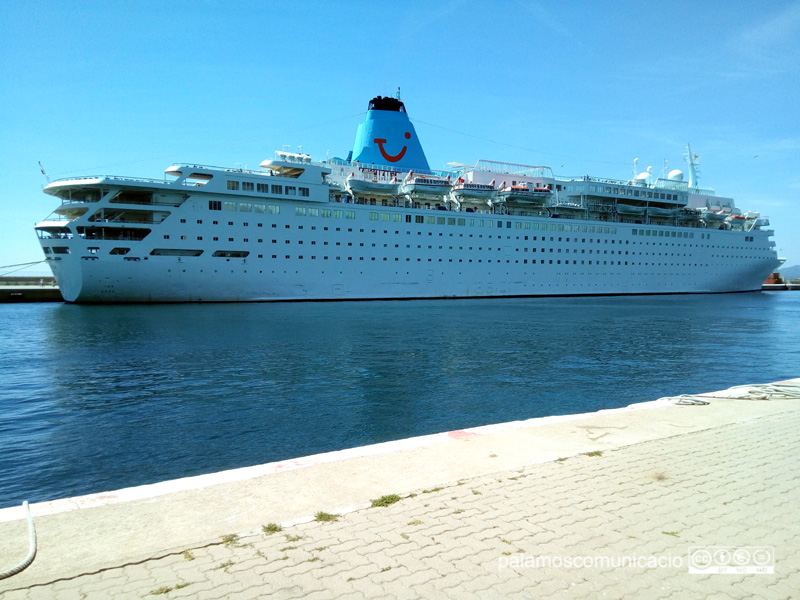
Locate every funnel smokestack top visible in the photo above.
<box><xmin>351</xmin><ymin>95</ymin><xmax>430</xmax><ymax>171</ymax></box>
<box><xmin>367</xmin><ymin>96</ymin><xmax>406</xmax><ymax>113</ymax></box>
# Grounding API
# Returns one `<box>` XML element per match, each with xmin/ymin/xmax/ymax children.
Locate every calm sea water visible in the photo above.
<box><xmin>1</xmin><ymin>293</ymin><xmax>798</xmax><ymax>509</ymax></box>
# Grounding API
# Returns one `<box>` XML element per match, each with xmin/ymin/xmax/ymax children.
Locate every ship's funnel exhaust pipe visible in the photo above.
<box><xmin>351</xmin><ymin>96</ymin><xmax>430</xmax><ymax>171</ymax></box>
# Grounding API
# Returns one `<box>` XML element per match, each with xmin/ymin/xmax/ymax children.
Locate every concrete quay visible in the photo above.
<box><xmin>1</xmin><ymin>379</ymin><xmax>799</xmax><ymax>599</ymax></box>
<box><xmin>0</xmin><ymin>277</ymin><xmax>62</xmax><ymax>303</ymax></box>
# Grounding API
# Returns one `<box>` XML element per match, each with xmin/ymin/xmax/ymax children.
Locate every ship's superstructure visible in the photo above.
<box><xmin>35</xmin><ymin>95</ymin><xmax>782</xmax><ymax>302</ymax></box>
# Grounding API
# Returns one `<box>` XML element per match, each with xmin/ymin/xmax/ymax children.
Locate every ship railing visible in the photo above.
<box><xmin>51</xmin><ymin>175</ymin><xmax>173</xmax><ymax>186</ymax></box>
<box><xmin>325</xmin><ymin>158</ymin><xmax>452</xmax><ymax>178</ymax></box>
<box><xmin>168</xmin><ymin>163</ymin><xmax>271</xmax><ymax>176</ymax></box>
<box><xmin>652</xmin><ymin>179</ymin><xmax>690</xmax><ymax>192</ymax></box>
<box><xmin>557</xmin><ymin>174</ymin><xmax>690</xmax><ymax>193</ymax></box>
<box><xmin>549</xmin><ymin>199</ymin><xmax>585</xmax><ymax>210</ymax></box>
<box><xmin>689</xmin><ymin>185</ymin><xmax>716</xmax><ymax>196</ymax></box>
<box><xmin>475</xmin><ymin>160</ymin><xmax>553</xmax><ymax>178</ymax></box>
<box><xmin>87</xmin><ymin>218</ymin><xmax>165</xmax><ymax>225</ymax></box>
<box><xmin>39</xmin><ymin>213</ymin><xmax>73</xmax><ymax>222</ymax></box>
<box><xmin>557</xmin><ymin>175</ymin><xmax>631</xmax><ymax>186</ymax></box>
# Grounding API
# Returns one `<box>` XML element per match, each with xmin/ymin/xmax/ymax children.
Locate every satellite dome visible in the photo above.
<box><xmin>667</xmin><ymin>169</ymin><xmax>684</xmax><ymax>181</ymax></box>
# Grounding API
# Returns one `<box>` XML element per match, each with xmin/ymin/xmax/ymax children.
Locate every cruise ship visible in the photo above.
<box><xmin>35</xmin><ymin>95</ymin><xmax>782</xmax><ymax>303</ymax></box>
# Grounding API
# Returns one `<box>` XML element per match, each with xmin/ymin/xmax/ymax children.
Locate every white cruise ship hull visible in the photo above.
<box><xmin>35</xmin><ymin>95</ymin><xmax>782</xmax><ymax>303</ymax></box>
<box><xmin>41</xmin><ymin>199</ymin><xmax>779</xmax><ymax>303</ymax></box>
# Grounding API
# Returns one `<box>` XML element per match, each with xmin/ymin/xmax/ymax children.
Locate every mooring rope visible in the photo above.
<box><xmin>663</xmin><ymin>381</ymin><xmax>800</xmax><ymax>406</ymax></box>
<box><xmin>0</xmin><ymin>501</ymin><xmax>37</xmax><ymax>580</ymax></box>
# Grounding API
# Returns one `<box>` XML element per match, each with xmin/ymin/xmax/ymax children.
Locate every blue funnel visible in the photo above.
<box><xmin>351</xmin><ymin>96</ymin><xmax>430</xmax><ymax>171</ymax></box>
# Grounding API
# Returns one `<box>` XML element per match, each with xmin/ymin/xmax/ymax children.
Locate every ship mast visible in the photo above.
<box><xmin>685</xmin><ymin>143</ymin><xmax>700</xmax><ymax>189</ymax></box>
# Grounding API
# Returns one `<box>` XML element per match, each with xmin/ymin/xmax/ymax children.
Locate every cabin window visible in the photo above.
<box><xmin>285</xmin><ymin>186</ymin><xmax>296</xmax><ymax>195</ymax></box>
<box><xmin>242</xmin><ymin>182</ymin><xmax>254</xmax><ymax>192</ymax></box>
<box><xmin>271</xmin><ymin>185</ymin><xmax>282</xmax><ymax>194</ymax></box>
<box><xmin>257</xmin><ymin>183</ymin><xmax>269</xmax><ymax>193</ymax></box>
<box><xmin>299</xmin><ymin>187</ymin><xmax>310</xmax><ymax>197</ymax></box>
<box><xmin>209</xmin><ymin>201</ymin><xmax>222</xmax><ymax>211</ymax></box>
<box><xmin>150</xmin><ymin>249</ymin><xmax>204</xmax><ymax>256</ymax></box>
<box><xmin>227</xmin><ymin>181</ymin><xmax>240</xmax><ymax>191</ymax></box>
<box><xmin>224</xmin><ymin>202</ymin><xmax>237</xmax><ymax>211</ymax></box>
<box><xmin>110</xmin><ymin>247</ymin><xmax>130</xmax><ymax>255</ymax></box>
<box><xmin>268</xmin><ymin>205</ymin><xmax>280</xmax><ymax>215</ymax></box>
<box><xmin>111</xmin><ymin>191</ymin><xmax>153</xmax><ymax>205</ymax></box>
<box><xmin>240</xmin><ymin>203</ymin><xmax>251</xmax><ymax>212</ymax></box>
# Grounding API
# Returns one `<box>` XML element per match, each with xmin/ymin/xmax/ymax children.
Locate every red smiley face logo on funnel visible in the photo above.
<box><xmin>374</xmin><ymin>131</ymin><xmax>411</xmax><ymax>162</ymax></box>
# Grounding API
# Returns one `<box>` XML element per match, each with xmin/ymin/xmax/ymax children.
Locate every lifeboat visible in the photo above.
<box><xmin>401</xmin><ymin>171</ymin><xmax>452</xmax><ymax>198</ymax></box>
<box><xmin>346</xmin><ymin>170</ymin><xmax>400</xmax><ymax>197</ymax></box>
<box><xmin>451</xmin><ymin>177</ymin><xmax>496</xmax><ymax>200</ymax></box>
<box><xmin>647</xmin><ymin>206</ymin><xmax>680</xmax><ymax>218</ymax></box>
<box><xmin>496</xmin><ymin>182</ymin><xmax>551</xmax><ymax>204</ymax></box>
<box><xmin>616</xmin><ymin>203</ymin><xmax>647</xmax><ymax>216</ymax></box>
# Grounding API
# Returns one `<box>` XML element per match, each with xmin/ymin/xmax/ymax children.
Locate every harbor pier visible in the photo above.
<box><xmin>0</xmin><ymin>277</ymin><xmax>62</xmax><ymax>303</ymax></box>
<box><xmin>1</xmin><ymin>380</ymin><xmax>799</xmax><ymax>598</ymax></box>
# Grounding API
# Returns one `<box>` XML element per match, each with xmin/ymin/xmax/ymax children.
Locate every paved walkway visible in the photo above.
<box><xmin>1</xmin><ymin>381</ymin><xmax>799</xmax><ymax>599</ymax></box>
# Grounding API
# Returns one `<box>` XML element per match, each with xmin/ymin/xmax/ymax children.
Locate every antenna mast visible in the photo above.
<box><xmin>685</xmin><ymin>143</ymin><xmax>700</xmax><ymax>189</ymax></box>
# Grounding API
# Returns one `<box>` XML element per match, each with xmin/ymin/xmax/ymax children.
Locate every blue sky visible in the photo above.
<box><xmin>2</xmin><ymin>0</ymin><xmax>798</xmax><ymax>275</ymax></box>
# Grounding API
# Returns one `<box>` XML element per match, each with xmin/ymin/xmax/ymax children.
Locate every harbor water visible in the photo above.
<box><xmin>1</xmin><ymin>292</ymin><xmax>798</xmax><ymax>509</ymax></box>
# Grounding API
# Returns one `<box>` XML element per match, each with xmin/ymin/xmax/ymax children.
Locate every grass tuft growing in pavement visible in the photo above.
<box><xmin>314</xmin><ymin>511</ymin><xmax>339</xmax><ymax>522</ymax></box>
<box><xmin>371</xmin><ymin>494</ymin><xmax>401</xmax><ymax>508</ymax></box>
<box><xmin>149</xmin><ymin>584</ymin><xmax>189</xmax><ymax>595</ymax></box>
<box><xmin>262</xmin><ymin>523</ymin><xmax>283</xmax><ymax>534</ymax></box>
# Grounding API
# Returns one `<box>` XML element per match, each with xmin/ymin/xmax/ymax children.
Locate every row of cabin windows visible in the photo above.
<box><xmin>225</xmin><ymin>181</ymin><xmax>310</xmax><ymax>197</ymax></box>
<box><xmin>158</xmin><ymin>232</ymin><xmax>761</xmax><ymax>260</ymax></box>
<box><xmin>565</xmin><ymin>184</ymin><xmax>682</xmax><ymax>201</ymax></box>
<box><xmin>171</xmin><ymin>218</ymin><xmax>761</xmax><ymax>252</ymax></box>
<box><xmin>90</xmin><ymin>245</ymin><xmax>765</xmax><ymax>267</ymax></box>
<box><xmin>201</xmin><ymin>202</ymin><xmax>764</xmax><ymax>248</ymax></box>
<box><xmin>632</xmin><ymin>228</ymin><xmax>696</xmax><ymax>239</ymax></box>
<box><xmin>245</xmin><ymin>255</ymin><xmax>716</xmax><ymax>269</ymax></box>
<box><xmin>209</xmin><ymin>200</ymin><xmax>630</xmax><ymax>234</ymax></box>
